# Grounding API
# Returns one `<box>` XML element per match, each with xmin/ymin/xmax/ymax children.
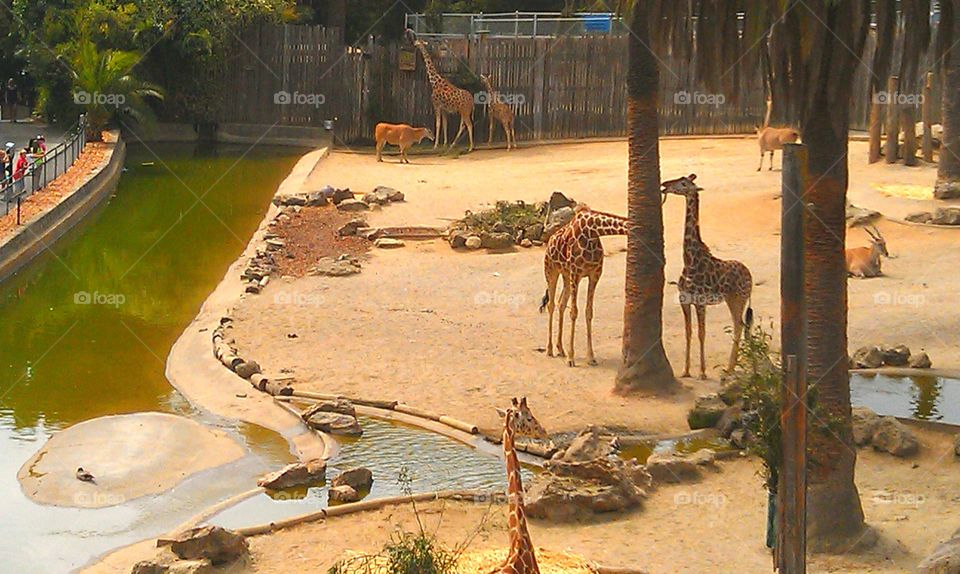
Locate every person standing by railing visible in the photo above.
<box><xmin>12</xmin><ymin>148</ymin><xmax>28</xmax><ymax>198</ymax></box>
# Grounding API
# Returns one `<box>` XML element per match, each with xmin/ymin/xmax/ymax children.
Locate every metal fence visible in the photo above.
<box><xmin>404</xmin><ymin>12</ymin><xmax>628</xmax><ymax>39</ymax></box>
<box><xmin>1</xmin><ymin>116</ymin><xmax>87</xmax><ymax>221</ymax></box>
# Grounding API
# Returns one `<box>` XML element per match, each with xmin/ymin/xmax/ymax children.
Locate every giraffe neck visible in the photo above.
<box><xmin>482</xmin><ymin>78</ymin><xmax>499</xmax><ymax>101</ymax></box>
<box><xmin>582</xmin><ymin>210</ymin><xmax>630</xmax><ymax>237</ymax></box>
<box><xmin>416</xmin><ymin>43</ymin><xmax>444</xmax><ymax>88</ymax></box>
<box><xmin>683</xmin><ymin>193</ymin><xmax>710</xmax><ymax>266</ymax></box>
<box><xmin>502</xmin><ymin>413</ymin><xmax>537</xmax><ymax>572</ymax></box>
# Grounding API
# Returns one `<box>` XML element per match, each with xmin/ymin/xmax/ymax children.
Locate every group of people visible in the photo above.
<box><xmin>0</xmin><ymin>134</ymin><xmax>46</xmax><ymax>196</ymax></box>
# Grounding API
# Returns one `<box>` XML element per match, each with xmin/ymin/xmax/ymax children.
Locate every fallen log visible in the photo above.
<box><xmin>439</xmin><ymin>415</ymin><xmax>479</xmax><ymax>435</ymax></box>
<box><xmin>395</xmin><ymin>403</ymin><xmax>443</xmax><ymax>422</ymax></box>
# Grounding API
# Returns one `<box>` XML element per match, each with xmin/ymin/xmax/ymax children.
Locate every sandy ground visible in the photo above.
<box><xmin>231</xmin><ymin>138</ymin><xmax>959</xmax><ymax>437</ymax></box>
<box><xmin>240</xmin><ymin>427</ymin><xmax>958</xmax><ymax>574</ymax></box>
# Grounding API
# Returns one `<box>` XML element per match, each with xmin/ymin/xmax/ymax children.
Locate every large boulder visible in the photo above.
<box><xmin>234</xmin><ymin>361</ymin><xmax>261</xmax><ymax>379</ymax></box>
<box><xmin>556</xmin><ymin>426</ymin><xmax>617</xmax><ymax>463</ymax></box>
<box><xmin>329</xmin><ymin>484</ymin><xmax>361</xmax><ymax>503</ymax></box>
<box><xmin>331</xmin><ymin>188</ymin><xmax>355</xmax><ymax>204</ymax></box>
<box><xmin>168</xmin><ymin>526</ymin><xmax>248</xmax><ymax>565</ymax></box>
<box><xmin>909</xmin><ymin>352</ymin><xmax>933</xmax><ymax>369</ymax></box>
<box><xmin>906</xmin><ymin>211</ymin><xmax>934</xmax><ymax>224</ymax></box>
<box><xmin>852</xmin><ymin>346</ymin><xmax>885</xmax><ymax>369</ymax></box>
<box><xmin>644</xmin><ymin>452</ymin><xmax>701</xmax><ymax>483</ymax></box>
<box><xmin>871</xmin><ymin>417</ymin><xmax>920</xmax><ymax>457</ymax></box>
<box><xmin>852</xmin><ymin>407</ymin><xmax>882</xmax><ymax>447</ymax></box>
<box><xmin>332</xmin><ymin>467</ymin><xmax>373</xmax><ymax>492</ymax></box>
<box><xmin>846</xmin><ymin>204</ymin><xmax>881</xmax><ymax>227</ymax></box>
<box><xmin>687</xmin><ymin>394</ymin><xmax>727</xmax><ymax>430</ymax></box>
<box><xmin>881</xmin><ymin>345</ymin><xmax>911</xmax><ymax>367</ymax></box>
<box><xmin>548</xmin><ymin>191</ymin><xmax>576</xmax><ymax>212</ymax></box>
<box><xmin>932</xmin><ymin>207</ymin><xmax>960</xmax><ymax>225</ymax></box>
<box><xmin>257</xmin><ymin>459</ymin><xmax>327</xmax><ymax>490</ymax></box>
<box><xmin>918</xmin><ymin>528</ymin><xmax>960</xmax><ymax>573</ymax></box>
<box><xmin>523</xmin><ymin>222</ymin><xmax>545</xmax><ymax>242</ymax></box>
<box><xmin>304</xmin><ymin>412</ymin><xmax>363</xmax><ymax>436</ymax></box>
<box><xmin>479</xmin><ymin>231</ymin><xmax>515</xmax><ymax>250</ymax></box>
<box><xmin>302</xmin><ymin>399</ymin><xmax>356</xmax><ymax>419</ymax></box>
<box><xmin>338</xmin><ymin>219</ymin><xmax>368</xmax><ymax>237</ymax></box>
<box><xmin>526</xmin><ymin>458</ymin><xmax>648</xmax><ymax>522</ymax></box>
<box><xmin>465</xmin><ymin>236</ymin><xmax>482</xmax><ymax>249</ymax></box>
<box><xmin>336</xmin><ymin>199</ymin><xmax>370</xmax><ymax>212</ymax></box>
<box><xmin>363</xmin><ymin>186</ymin><xmax>403</xmax><ymax>204</ymax></box>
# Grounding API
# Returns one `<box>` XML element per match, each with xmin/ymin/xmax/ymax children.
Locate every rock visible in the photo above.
<box><xmin>918</xmin><ymin>531</ymin><xmax>960</xmax><ymax>573</ymax></box>
<box><xmin>881</xmin><ymin>344</ymin><xmax>911</xmax><ymax>367</ymax></box>
<box><xmin>729</xmin><ymin>428</ymin><xmax>753</xmax><ymax>449</ymax></box>
<box><xmin>309</xmin><ymin>256</ymin><xmax>361</xmax><ymax>277</ymax></box>
<box><xmin>686</xmin><ymin>449</ymin><xmax>717</xmax><ymax>467</ymax></box>
<box><xmin>491</xmin><ymin>221</ymin><xmax>510</xmax><ymax>234</ymax></box>
<box><xmin>846</xmin><ymin>204</ymin><xmax>881</xmax><ymax>227</ymax></box>
<box><xmin>871</xmin><ymin>417</ymin><xmax>919</xmax><ymax>457</ymax></box>
<box><xmin>305</xmin><ymin>412</ymin><xmax>363</xmax><ymax>436</ymax></box>
<box><xmin>331</xmin><ymin>188</ymin><xmax>354</xmax><ymax>204</ymax></box>
<box><xmin>852</xmin><ymin>346</ymin><xmax>884</xmax><ymax>369</ymax></box>
<box><xmin>328</xmin><ymin>484</ymin><xmax>361</xmax><ymax>503</ymax></box>
<box><xmin>548</xmin><ymin>191</ymin><xmax>576</xmax><ymax>212</ymax></box>
<box><xmin>332</xmin><ymin>467</ymin><xmax>373</xmax><ymax>492</ymax></box>
<box><xmin>169</xmin><ymin>526</ymin><xmax>248</xmax><ymax>565</ymax></box>
<box><xmin>167</xmin><ymin>560</ymin><xmax>213</xmax><ymax>574</ymax></box>
<box><xmin>278</xmin><ymin>195</ymin><xmax>307</xmax><ymax>207</ymax></box>
<box><xmin>336</xmin><ymin>199</ymin><xmax>369</xmax><ymax>212</ymax></box>
<box><xmin>374</xmin><ymin>238</ymin><xmax>405</xmax><ymax>249</ymax></box>
<box><xmin>718</xmin><ymin>379</ymin><xmax>743</xmax><ymax>405</ymax></box>
<box><xmin>524</xmin><ymin>222</ymin><xmax>545</xmax><ymax>241</ymax></box>
<box><xmin>717</xmin><ymin>405</ymin><xmax>743</xmax><ymax>438</ymax></box>
<box><xmin>465</xmin><ymin>236</ymin><xmax>482</xmax><ymax>249</ymax></box>
<box><xmin>317</xmin><ymin>184</ymin><xmax>336</xmax><ymax>199</ymax></box>
<box><xmin>645</xmin><ymin>452</ymin><xmax>701</xmax><ymax>483</ymax></box>
<box><xmin>905</xmin><ymin>211</ymin><xmax>934</xmax><ymax>224</ymax></box>
<box><xmin>257</xmin><ymin>459</ymin><xmax>327</xmax><ymax>490</ymax></box>
<box><xmin>338</xmin><ymin>219</ymin><xmax>368</xmax><ymax>237</ymax></box>
<box><xmin>934</xmin><ymin>179</ymin><xmax>960</xmax><ymax>200</ymax></box>
<box><xmin>909</xmin><ymin>352</ymin><xmax>933</xmax><ymax>369</ymax></box>
<box><xmin>852</xmin><ymin>407</ymin><xmax>881</xmax><ymax>446</ymax></box>
<box><xmin>448</xmin><ymin>230</ymin><xmax>469</xmax><ymax>248</ymax></box>
<box><xmin>131</xmin><ymin>561</ymin><xmax>167</xmax><ymax>574</ymax></box>
<box><xmin>304</xmin><ymin>192</ymin><xmax>328</xmax><ymax>207</ymax></box>
<box><xmin>687</xmin><ymin>394</ymin><xmax>727</xmax><ymax>430</ymax></box>
<box><xmin>479</xmin><ymin>231</ymin><xmax>515</xmax><ymax>250</ymax></box>
<box><xmin>543</xmin><ymin>206</ymin><xmax>575</xmax><ymax>240</ymax></box>
<box><xmin>244</xmin><ymin>282</ymin><xmax>261</xmax><ymax>295</ymax></box>
<box><xmin>520</xmin><ymin>238</ymin><xmax>533</xmax><ymax>248</ymax></box>
<box><xmin>559</xmin><ymin>427</ymin><xmax>617</xmax><ymax>462</ymax></box>
<box><xmin>527</xmin><ymin>458</ymin><xmax>647</xmax><ymax>521</ymax></box>
<box><xmin>372</xmin><ymin>185</ymin><xmax>404</xmax><ymax>202</ymax></box>
<box><xmin>302</xmin><ymin>399</ymin><xmax>357</xmax><ymax>418</ymax></box>
<box><xmin>932</xmin><ymin>207</ymin><xmax>960</xmax><ymax>225</ymax></box>
<box><xmin>234</xmin><ymin>361</ymin><xmax>261</xmax><ymax>379</ymax></box>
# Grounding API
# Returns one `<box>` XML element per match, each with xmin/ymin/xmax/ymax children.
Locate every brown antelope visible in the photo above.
<box><xmin>374</xmin><ymin>123</ymin><xmax>434</xmax><ymax>164</ymax></box>
<box><xmin>756</xmin><ymin>98</ymin><xmax>800</xmax><ymax>171</ymax></box>
<box><xmin>845</xmin><ymin>226</ymin><xmax>890</xmax><ymax>278</ymax></box>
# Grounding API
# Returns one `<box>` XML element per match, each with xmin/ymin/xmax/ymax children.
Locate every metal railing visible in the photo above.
<box><xmin>405</xmin><ymin>12</ymin><xmax>628</xmax><ymax>39</ymax></box>
<box><xmin>1</xmin><ymin>115</ymin><xmax>88</xmax><ymax>223</ymax></box>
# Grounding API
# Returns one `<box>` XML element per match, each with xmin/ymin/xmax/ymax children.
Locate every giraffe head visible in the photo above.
<box><xmin>661</xmin><ymin>174</ymin><xmax>703</xmax><ymax>198</ymax></box>
<box><xmin>497</xmin><ymin>397</ymin><xmax>548</xmax><ymax>440</ymax></box>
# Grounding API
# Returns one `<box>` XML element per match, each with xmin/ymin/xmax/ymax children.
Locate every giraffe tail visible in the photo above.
<box><xmin>539</xmin><ymin>289</ymin><xmax>549</xmax><ymax>313</ymax></box>
<box><xmin>744</xmin><ymin>302</ymin><xmax>754</xmax><ymax>329</ymax></box>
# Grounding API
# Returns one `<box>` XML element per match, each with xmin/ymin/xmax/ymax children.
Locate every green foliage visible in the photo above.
<box><xmin>453</xmin><ymin>200</ymin><xmax>545</xmax><ymax>235</ymax></box>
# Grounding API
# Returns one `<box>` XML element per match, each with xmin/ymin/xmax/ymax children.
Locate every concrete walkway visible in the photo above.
<box><xmin>0</xmin><ymin>120</ymin><xmax>66</xmax><ymax>149</ymax></box>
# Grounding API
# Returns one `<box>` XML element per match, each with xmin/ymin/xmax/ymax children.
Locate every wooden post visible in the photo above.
<box><xmin>779</xmin><ymin>143</ymin><xmax>807</xmax><ymax>574</ymax></box>
<box><xmin>922</xmin><ymin>71</ymin><xmax>934</xmax><ymax>163</ymax></box>
<box><xmin>884</xmin><ymin>76</ymin><xmax>899</xmax><ymax>164</ymax></box>
<box><xmin>868</xmin><ymin>92</ymin><xmax>882</xmax><ymax>163</ymax></box>
<box><xmin>902</xmin><ymin>105</ymin><xmax>918</xmax><ymax>166</ymax></box>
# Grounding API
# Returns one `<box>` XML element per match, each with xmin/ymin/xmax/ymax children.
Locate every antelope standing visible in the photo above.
<box><xmin>374</xmin><ymin>123</ymin><xmax>434</xmax><ymax>164</ymax></box>
<box><xmin>756</xmin><ymin>98</ymin><xmax>800</xmax><ymax>171</ymax></box>
<box><xmin>846</xmin><ymin>226</ymin><xmax>890</xmax><ymax>278</ymax></box>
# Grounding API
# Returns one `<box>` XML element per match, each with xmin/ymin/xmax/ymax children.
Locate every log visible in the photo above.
<box><xmin>884</xmin><ymin>76</ymin><xmax>899</xmax><ymax>163</ymax></box>
<box><xmin>439</xmin><ymin>415</ymin><xmax>479</xmax><ymax>434</ymax></box>
<box><xmin>922</xmin><ymin>71</ymin><xmax>934</xmax><ymax>162</ymax></box>
<box><xmin>220</xmin><ymin>354</ymin><xmax>243</xmax><ymax>370</ymax></box>
<box><xmin>250</xmin><ymin>374</ymin><xmax>293</xmax><ymax>396</ymax></box>
<box><xmin>291</xmin><ymin>391</ymin><xmax>397</xmax><ymax>410</ymax></box>
<box><xmin>394</xmin><ymin>403</ymin><xmax>443</xmax><ymax>421</ymax></box>
<box><xmin>868</xmin><ymin>97</ymin><xmax>882</xmax><ymax>163</ymax></box>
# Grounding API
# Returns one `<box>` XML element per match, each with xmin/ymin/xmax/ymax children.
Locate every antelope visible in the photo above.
<box><xmin>756</xmin><ymin>98</ymin><xmax>800</xmax><ymax>171</ymax></box>
<box><xmin>846</xmin><ymin>226</ymin><xmax>890</xmax><ymax>278</ymax></box>
<box><xmin>374</xmin><ymin>123</ymin><xmax>434</xmax><ymax>164</ymax></box>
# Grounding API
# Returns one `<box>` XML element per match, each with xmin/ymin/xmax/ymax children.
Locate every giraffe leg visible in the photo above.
<box><xmin>567</xmin><ymin>278</ymin><xmax>580</xmax><ymax>367</ymax></box>
<box><xmin>434</xmin><ymin>109</ymin><xmax>442</xmax><ymax>150</ymax></box>
<box><xmin>726</xmin><ymin>296</ymin><xmax>747</xmax><ymax>373</ymax></box>
<box><xmin>488</xmin><ymin>116</ymin><xmax>494</xmax><ymax>145</ymax></box>
<box><xmin>585</xmin><ymin>272</ymin><xmax>599</xmax><ymax>366</ymax></box>
<box><xmin>696</xmin><ymin>305</ymin><xmax>707</xmax><ymax>380</ymax></box>
<box><xmin>681</xmin><ymin>302</ymin><xmax>693</xmax><ymax>378</ymax></box>
<box><xmin>544</xmin><ymin>267</ymin><xmax>560</xmax><ymax>357</ymax></box>
<box><xmin>465</xmin><ymin>114</ymin><xmax>475</xmax><ymax>152</ymax></box>
<box><xmin>449</xmin><ymin>119</ymin><xmax>466</xmax><ymax>151</ymax></box>
<box><xmin>768</xmin><ymin>151</ymin><xmax>774</xmax><ymax>171</ymax></box>
<box><xmin>555</xmin><ymin>277</ymin><xmax>570</xmax><ymax>358</ymax></box>
<box><xmin>757</xmin><ymin>151</ymin><xmax>763</xmax><ymax>171</ymax></box>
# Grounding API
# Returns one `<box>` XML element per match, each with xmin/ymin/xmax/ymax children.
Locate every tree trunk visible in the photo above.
<box><xmin>868</xmin><ymin>97</ymin><xmax>882</xmax><ymax>163</ymax></box>
<box><xmin>327</xmin><ymin>0</ymin><xmax>347</xmax><ymax>43</ymax></box>
<box><xmin>615</xmin><ymin>3</ymin><xmax>676</xmax><ymax>394</ymax></box>
<box><xmin>901</xmin><ymin>106</ymin><xmax>918</xmax><ymax>166</ymax></box>
<box><xmin>936</xmin><ymin>2</ymin><xmax>960</xmax><ymax>199</ymax></box>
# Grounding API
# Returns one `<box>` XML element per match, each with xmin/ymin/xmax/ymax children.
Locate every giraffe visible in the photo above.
<box><xmin>662</xmin><ymin>174</ymin><xmax>753</xmax><ymax>380</ymax></box>
<box><xmin>492</xmin><ymin>397</ymin><xmax>547</xmax><ymax>574</ymax></box>
<box><xmin>413</xmin><ymin>38</ymin><xmax>475</xmax><ymax>152</ymax></box>
<box><xmin>539</xmin><ymin>205</ymin><xmax>629</xmax><ymax>367</ymax></box>
<box><xmin>480</xmin><ymin>74</ymin><xmax>516</xmax><ymax>150</ymax></box>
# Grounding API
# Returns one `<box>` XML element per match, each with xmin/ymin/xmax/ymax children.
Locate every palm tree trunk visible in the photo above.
<box><xmin>615</xmin><ymin>3</ymin><xmax>676</xmax><ymax>394</ymax></box>
<box><xmin>936</xmin><ymin>1</ymin><xmax>960</xmax><ymax>199</ymax></box>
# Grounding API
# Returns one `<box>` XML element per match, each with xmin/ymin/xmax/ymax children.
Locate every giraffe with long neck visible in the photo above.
<box><xmin>493</xmin><ymin>397</ymin><xmax>547</xmax><ymax>574</ymax></box>
<box><xmin>413</xmin><ymin>39</ymin><xmax>475</xmax><ymax>151</ymax></box>
<box><xmin>480</xmin><ymin>74</ymin><xmax>516</xmax><ymax>149</ymax></box>
<box><xmin>662</xmin><ymin>174</ymin><xmax>753</xmax><ymax>379</ymax></box>
<box><xmin>540</xmin><ymin>205</ymin><xmax>630</xmax><ymax>367</ymax></box>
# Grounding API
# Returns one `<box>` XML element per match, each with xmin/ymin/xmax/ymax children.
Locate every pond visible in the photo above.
<box><xmin>850</xmin><ymin>372</ymin><xmax>960</xmax><ymax>425</ymax></box>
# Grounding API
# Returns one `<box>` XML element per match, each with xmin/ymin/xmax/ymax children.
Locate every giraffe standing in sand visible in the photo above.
<box><xmin>493</xmin><ymin>397</ymin><xmax>547</xmax><ymax>574</ymax></box>
<box><xmin>661</xmin><ymin>174</ymin><xmax>753</xmax><ymax>379</ymax></box>
<box><xmin>480</xmin><ymin>74</ymin><xmax>516</xmax><ymax>150</ymax></box>
<box><xmin>413</xmin><ymin>38</ymin><xmax>475</xmax><ymax>151</ymax></box>
<box><xmin>540</xmin><ymin>206</ymin><xmax>629</xmax><ymax>367</ymax></box>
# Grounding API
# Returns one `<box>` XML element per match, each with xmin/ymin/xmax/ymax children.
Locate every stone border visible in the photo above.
<box><xmin>0</xmin><ymin>130</ymin><xmax>125</xmax><ymax>283</ymax></box>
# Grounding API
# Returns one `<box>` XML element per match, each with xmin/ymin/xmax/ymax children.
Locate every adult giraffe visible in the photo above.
<box><xmin>411</xmin><ymin>36</ymin><xmax>475</xmax><ymax>152</ymax></box>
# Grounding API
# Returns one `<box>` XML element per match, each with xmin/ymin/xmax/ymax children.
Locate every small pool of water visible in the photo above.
<box><xmin>210</xmin><ymin>416</ymin><xmax>532</xmax><ymax>530</ymax></box>
<box><xmin>851</xmin><ymin>373</ymin><xmax>960</xmax><ymax>425</ymax></box>
<box><xmin>618</xmin><ymin>435</ymin><xmax>735</xmax><ymax>464</ymax></box>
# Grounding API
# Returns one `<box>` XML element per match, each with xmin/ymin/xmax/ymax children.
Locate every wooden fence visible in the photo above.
<box><xmin>216</xmin><ymin>24</ymin><xmax>941</xmax><ymax>145</ymax></box>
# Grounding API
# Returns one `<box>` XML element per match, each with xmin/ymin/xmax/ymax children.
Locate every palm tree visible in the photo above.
<box><xmin>70</xmin><ymin>39</ymin><xmax>163</xmax><ymax>141</ymax></box>
<box><xmin>936</xmin><ymin>0</ymin><xmax>960</xmax><ymax>198</ymax></box>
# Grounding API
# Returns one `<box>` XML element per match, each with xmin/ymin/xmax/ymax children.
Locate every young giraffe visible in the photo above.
<box><xmin>662</xmin><ymin>174</ymin><xmax>753</xmax><ymax>379</ymax></box>
<box><xmin>413</xmin><ymin>38</ymin><xmax>475</xmax><ymax>152</ymax></box>
<box><xmin>539</xmin><ymin>205</ymin><xmax>629</xmax><ymax>367</ymax></box>
<box><xmin>493</xmin><ymin>397</ymin><xmax>547</xmax><ymax>574</ymax></box>
<box><xmin>480</xmin><ymin>74</ymin><xmax>516</xmax><ymax>150</ymax></box>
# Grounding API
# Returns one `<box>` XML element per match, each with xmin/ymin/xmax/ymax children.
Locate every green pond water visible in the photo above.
<box><xmin>0</xmin><ymin>143</ymin><xmax>518</xmax><ymax>573</ymax></box>
<box><xmin>850</xmin><ymin>373</ymin><xmax>960</xmax><ymax>425</ymax></box>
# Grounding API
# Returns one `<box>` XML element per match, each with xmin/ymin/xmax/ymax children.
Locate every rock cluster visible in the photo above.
<box><xmin>132</xmin><ymin>525</ymin><xmax>248</xmax><ymax>572</ymax></box>
<box><xmin>906</xmin><ymin>207</ymin><xmax>960</xmax><ymax>225</ymax></box>
<box><xmin>241</xmin><ymin>249</ymin><xmax>278</xmax><ymax>295</ymax></box>
<box><xmin>212</xmin><ymin>316</ymin><xmax>293</xmax><ymax>397</ymax></box>
<box><xmin>851</xmin><ymin>345</ymin><xmax>932</xmax><ymax>369</ymax></box>
<box><xmin>301</xmin><ymin>399</ymin><xmax>363</xmax><ymax>436</ymax></box>
<box><xmin>448</xmin><ymin>192</ymin><xmax>576</xmax><ymax>251</ymax></box>
<box><xmin>687</xmin><ymin>394</ymin><xmax>727</xmax><ymax>430</ymax></box>
<box><xmin>274</xmin><ymin>190</ymin><xmax>329</xmax><ymax>208</ymax></box>
<box><xmin>308</xmin><ymin>255</ymin><xmax>362</xmax><ymax>277</ymax></box>
<box><xmin>363</xmin><ymin>186</ymin><xmax>404</xmax><ymax>205</ymax></box>
<box><xmin>852</xmin><ymin>407</ymin><xmax>919</xmax><ymax>457</ymax></box>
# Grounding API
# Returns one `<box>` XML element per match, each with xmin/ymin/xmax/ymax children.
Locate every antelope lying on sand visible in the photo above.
<box><xmin>375</xmin><ymin>123</ymin><xmax>434</xmax><ymax>164</ymax></box>
<box><xmin>756</xmin><ymin>99</ymin><xmax>800</xmax><ymax>171</ymax></box>
<box><xmin>846</xmin><ymin>226</ymin><xmax>890</xmax><ymax>278</ymax></box>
